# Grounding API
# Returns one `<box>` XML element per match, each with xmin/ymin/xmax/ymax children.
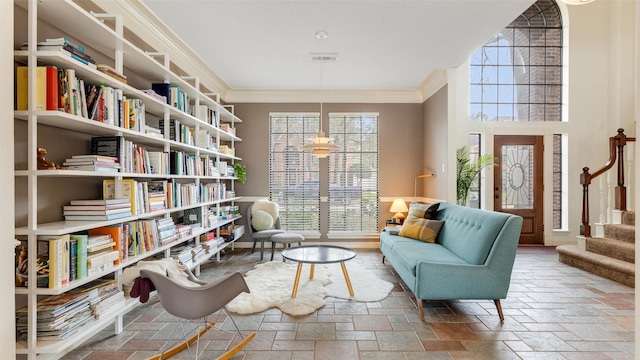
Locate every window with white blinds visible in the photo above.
<box><xmin>328</xmin><ymin>113</ymin><xmax>379</xmax><ymax>232</ymax></box>
<box><xmin>269</xmin><ymin>113</ymin><xmax>321</xmax><ymax>231</ymax></box>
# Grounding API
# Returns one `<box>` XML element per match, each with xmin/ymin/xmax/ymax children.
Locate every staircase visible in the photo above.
<box><xmin>557</xmin><ymin>210</ymin><xmax>635</xmax><ymax>287</ymax></box>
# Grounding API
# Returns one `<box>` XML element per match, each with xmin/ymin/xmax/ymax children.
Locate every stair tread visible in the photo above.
<box><xmin>557</xmin><ymin>245</ymin><xmax>634</xmax><ymax>272</ymax></box>
<box><xmin>589</xmin><ymin>237</ymin><xmax>635</xmax><ymax>247</ymax></box>
<box><xmin>604</xmin><ymin>223</ymin><xmax>635</xmax><ymax>230</ymax></box>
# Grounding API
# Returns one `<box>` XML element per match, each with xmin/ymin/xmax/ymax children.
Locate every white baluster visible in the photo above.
<box><xmin>607</xmin><ymin>170</ymin><xmax>613</xmax><ymax>223</ymax></box>
<box><xmin>599</xmin><ymin>175</ymin><xmax>606</xmax><ymax>224</ymax></box>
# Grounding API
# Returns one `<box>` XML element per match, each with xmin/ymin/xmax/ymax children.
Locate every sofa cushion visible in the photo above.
<box><xmin>398</xmin><ymin>218</ymin><xmax>443</xmax><ymax>243</ymax></box>
<box><xmin>380</xmin><ymin>233</ymin><xmax>467</xmax><ymax>277</ymax></box>
<box><xmin>406</xmin><ymin>202</ymin><xmax>432</xmax><ymax>218</ymax></box>
<box><xmin>424</xmin><ymin>202</ymin><xmax>440</xmax><ymax>219</ymax></box>
<box><xmin>435</xmin><ymin>202</ymin><xmax>509</xmax><ymax>265</ymax></box>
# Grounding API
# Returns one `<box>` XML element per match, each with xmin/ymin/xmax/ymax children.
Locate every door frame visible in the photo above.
<box><xmin>493</xmin><ymin>135</ymin><xmax>544</xmax><ymax>245</ymax></box>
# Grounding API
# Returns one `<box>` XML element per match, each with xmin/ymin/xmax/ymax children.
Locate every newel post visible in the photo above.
<box><xmin>614</xmin><ymin>128</ymin><xmax>627</xmax><ymax>210</ymax></box>
<box><xmin>580</xmin><ymin>167</ymin><xmax>592</xmax><ymax>237</ymax></box>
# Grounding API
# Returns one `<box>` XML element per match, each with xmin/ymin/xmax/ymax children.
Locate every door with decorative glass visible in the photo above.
<box><xmin>493</xmin><ymin>135</ymin><xmax>543</xmax><ymax>245</ymax></box>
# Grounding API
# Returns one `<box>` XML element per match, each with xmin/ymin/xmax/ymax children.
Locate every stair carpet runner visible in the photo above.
<box><xmin>557</xmin><ymin>211</ymin><xmax>635</xmax><ymax>287</ymax></box>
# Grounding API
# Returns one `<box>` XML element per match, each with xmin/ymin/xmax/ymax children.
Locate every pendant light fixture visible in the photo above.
<box><xmin>303</xmin><ymin>31</ymin><xmax>340</xmax><ymax>159</ymax></box>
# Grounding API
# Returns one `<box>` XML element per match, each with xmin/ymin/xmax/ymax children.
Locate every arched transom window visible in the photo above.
<box><xmin>470</xmin><ymin>0</ymin><xmax>563</xmax><ymax>122</ymax></box>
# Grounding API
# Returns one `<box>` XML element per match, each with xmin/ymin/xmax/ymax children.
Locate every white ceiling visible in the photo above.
<box><xmin>143</xmin><ymin>0</ymin><xmax>536</xmax><ymax>92</ymax></box>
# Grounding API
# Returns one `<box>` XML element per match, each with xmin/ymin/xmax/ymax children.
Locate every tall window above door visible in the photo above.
<box><xmin>328</xmin><ymin>113</ymin><xmax>379</xmax><ymax>233</ymax></box>
<box><xmin>469</xmin><ymin>0</ymin><xmax>563</xmax><ymax>122</ymax></box>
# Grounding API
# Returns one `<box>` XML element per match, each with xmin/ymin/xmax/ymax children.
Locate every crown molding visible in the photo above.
<box><xmin>417</xmin><ymin>69</ymin><xmax>448</xmax><ymax>101</ymax></box>
<box><xmin>90</xmin><ymin>0</ymin><xmax>231</xmax><ymax>98</ymax></box>
<box><xmin>225</xmin><ymin>89</ymin><xmax>424</xmax><ymax>104</ymax></box>
<box><xmin>89</xmin><ymin>0</ymin><xmax>449</xmax><ymax>105</ymax></box>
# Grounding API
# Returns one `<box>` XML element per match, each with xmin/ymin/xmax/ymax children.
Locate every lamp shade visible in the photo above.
<box><xmin>390</xmin><ymin>198</ymin><xmax>408</xmax><ymax>223</ymax></box>
<box><xmin>389</xmin><ymin>199</ymin><xmax>409</xmax><ymax>213</ymax></box>
<box><xmin>303</xmin><ymin>131</ymin><xmax>340</xmax><ymax>158</ymax></box>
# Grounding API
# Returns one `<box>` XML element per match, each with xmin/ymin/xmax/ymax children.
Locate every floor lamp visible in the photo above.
<box><xmin>414</xmin><ymin>173</ymin><xmax>435</xmax><ymax>198</ymax></box>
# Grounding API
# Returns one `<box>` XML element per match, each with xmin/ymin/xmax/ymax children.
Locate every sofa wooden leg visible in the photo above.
<box><xmin>382</xmin><ymin>255</ymin><xmax>385</xmax><ymax>264</ymax></box>
<box><xmin>417</xmin><ymin>298</ymin><xmax>424</xmax><ymax>321</ymax></box>
<box><xmin>494</xmin><ymin>299</ymin><xmax>504</xmax><ymax>322</ymax></box>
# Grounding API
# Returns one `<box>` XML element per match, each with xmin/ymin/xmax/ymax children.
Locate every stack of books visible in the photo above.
<box><xmin>16</xmin><ymin>292</ymin><xmax>95</xmax><ymax>340</ymax></box>
<box><xmin>157</xmin><ymin>217</ymin><xmax>178</xmax><ymax>245</ymax></box>
<box><xmin>21</xmin><ymin>37</ymin><xmax>96</xmax><ymax>68</ymax></box>
<box><xmin>63</xmin><ymin>198</ymin><xmax>132</xmax><ymax>222</ymax></box>
<box><xmin>62</xmin><ymin>154</ymin><xmax>121</xmax><ymax>172</ymax></box>
<box><xmin>175</xmin><ymin>246</ymin><xmax>195</xmax><ymax>267</ymax></box>
<box><xmin>175</xmin><ymin>223</ymin><xmax>192</xmax><ymax>239</ymax></box>
<box><xmin>96</xmin><ymin>64</ymin><xmax>127</xmax><ymax>84</ymax></box>
<box><xmin>200</xmin><ymin>232</ymin><xmax>225</xmax><ymax>253</ymax></box>
<box><xmin>84</xmin><ymin>234</ymin><xmax>119</xmax><ymax>275</ymax></box>
<box><xmin>145</xmin><ymin>181</ymin><xmax>168</xmax><ymax>212</ymax></box>
<box><xmin>70</xmin><ymin>279</ymin><xmax>125</xmax><ymax>320</ymax></box>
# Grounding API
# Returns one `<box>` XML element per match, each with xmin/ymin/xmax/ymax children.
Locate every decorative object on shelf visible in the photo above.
<box><xmin>302</xmin><ymin>31</ymin><xmax>340</xmax><ymax>159</ymax></box>
<box><xmin>389</xmin><ymin>198</ymin><xmax>409</xmax><ymax>224</ymax></box>
<box><xmin>414</xmin><ymin>173</ymin><xmax>435</xmax><ymax>197</ymax></box>
<box><xmin>233</xmin><ymin>163</ymin><xmax>247</xmax><ymax>184</ymax></box>
<box><xmin>456</xmin><ymin>146</ymin><xmax>496</xmax><ymax>206</ymax></box>
<box><xmin>36</xmin><ymin>147</ymin><xmax>60</xmax><ymax>170</ymax></box>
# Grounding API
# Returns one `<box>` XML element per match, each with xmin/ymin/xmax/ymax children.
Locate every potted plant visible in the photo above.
<box><xmin>233</xmin><ymin>163</ymin><xmax>247</xmax><ymax>184</ymax></box>
<box><xmin>456</xmin><ymin>146</ymin><xmax>496</xmax><ymax>206</ymax></box>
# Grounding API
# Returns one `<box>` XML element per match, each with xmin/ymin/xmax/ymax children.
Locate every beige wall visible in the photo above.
<box><xmin>421</xmin><ymin>85</ymin><xmax>448</xmax><ymax>201</ymax></box>
<box><xmin>233</xmin><ymin>102</ymin><xmax>423</xmax><ymax>239</ymax></box>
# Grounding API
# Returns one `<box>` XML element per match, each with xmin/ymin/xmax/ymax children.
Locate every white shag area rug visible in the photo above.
<box><xmin>225</xmin><ymin>261</ymin><xmax>393</xmax><ymax>316</ymax></box>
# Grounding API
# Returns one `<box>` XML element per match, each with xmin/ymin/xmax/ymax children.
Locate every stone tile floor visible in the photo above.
<box><xmin>60</xmin><ymin>246</ymin><xmax>635</xmax><ymax>360</ymax></box>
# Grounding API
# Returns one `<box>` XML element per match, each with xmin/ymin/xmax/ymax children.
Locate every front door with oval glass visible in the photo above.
<box><xmin>494</xmin><ymin>135</ymin><xmax>543</xmax><ymax>245</ymax></box>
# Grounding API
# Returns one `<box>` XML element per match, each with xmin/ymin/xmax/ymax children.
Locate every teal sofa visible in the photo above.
<box><xmin>379</xmin><ymin>202</ymin><xmax>523</xmax><ymax>321</ymax></box>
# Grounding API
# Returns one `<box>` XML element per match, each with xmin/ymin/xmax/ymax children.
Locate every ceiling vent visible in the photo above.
<box><xmin>311</xmin><ymin>53</ymin><xmax>338</xmax><ymax>62</ymax></box>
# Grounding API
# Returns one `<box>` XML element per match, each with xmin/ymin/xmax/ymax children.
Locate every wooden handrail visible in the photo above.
<box><xmin>580</xmin><ymin>128</ymin><xmax>636</xmax><ymax>237</ymax></box>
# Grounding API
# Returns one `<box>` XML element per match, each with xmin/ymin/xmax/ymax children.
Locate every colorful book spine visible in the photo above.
<box><xmin>49</xmin><ymin>238</ymin><xmax>63</xmax><ymax>289</ymax></box>
<box><xmin>61</xmin><ymin>235</ymin><xmax>70</xmax><ymax>286</ymax></box>
<box><xmin>68</xmin><ymin>238</ymin><xmax>77</xmax><ymax>282</ymax></box>
<box><xmin>45</xmin><ymin>66</ymin><xmax>59</xmax><ymax>111</ymax></box>
<box><xmin>16</xmin><ymin>66</ymin><xmax>48</xmax><ymax>111</ymax></box>
<box><xmin>70</xmin><ymin>234</ymin><xmax>88</xmax><ymax>280</ymax></box>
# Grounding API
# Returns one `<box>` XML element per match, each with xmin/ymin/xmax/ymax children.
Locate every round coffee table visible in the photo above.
<box><xmin>281</xmin><ymin>245</ymin><xmax>356</xmax><ymax>298</ymax></box>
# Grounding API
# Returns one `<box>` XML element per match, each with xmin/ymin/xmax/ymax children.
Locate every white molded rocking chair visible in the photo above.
<box><xmin>140</xmin><ymin>269</ymin><xmax>255</xmax><ymax>360</ymax></box>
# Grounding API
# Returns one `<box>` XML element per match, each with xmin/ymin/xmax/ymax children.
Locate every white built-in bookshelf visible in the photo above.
<box><xmin>13</xmin><ymin>0</ymin><xmax>243</xmax><ymax>358</ymax></box>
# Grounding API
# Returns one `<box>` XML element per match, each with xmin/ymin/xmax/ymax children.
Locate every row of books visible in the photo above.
<box><xmin>195</xmin><ymin>104</ymin><xmax>219</xmax><ymax>127</ymax></box>
<box><xmin>15</xmin><ymin>213</ymin><xmax>195</xmax><ymax>290</ymax></box>
<box><xmin>89</xmin><ymin>136</ymin><xmax>227</xmax><ymax>176</ymax></box>
<box><xmin>16</xmin><ymin>64</ymin><xmax>144</xmax><ymax>130</ymax></box>
<box><xmin>100</xmin><ymin>178</ymin><xmax>229</xmax><ymax>216</ymax></box>
<box><xmin>16</xmin><ymin>278</ymin><xmax>125</xmax><ymax>340</ymax></box>
<box><xmin>15</xmin><ymin>222</ymin><xmax>128</xmax><ymax>289</ymax></box>
<box><xmin>102</xmin><ymin>179</ymin><xmax>167</xmax><ymax>216</ymax></box>
<box><xmin>151</xmin><ymin>83</ymin><xmax>190</xmax><ymax>113</ymax></box>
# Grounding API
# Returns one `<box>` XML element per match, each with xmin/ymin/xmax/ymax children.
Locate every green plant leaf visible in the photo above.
<box><xmin>456</xmin><ymin>146</ymin><xmax>496</xmax><ymax>206</ymax></box>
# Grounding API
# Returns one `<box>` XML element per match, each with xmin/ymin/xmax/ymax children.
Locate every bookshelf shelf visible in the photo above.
<box><xmin>15</xmin><ymin>296</ymin><xmax>141</xmax><ymax>356</ymax></box>
<box><xmin>14</xmin><ymin>0</ymin><xmax>243</xmax><ymax>358</ymax></box>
